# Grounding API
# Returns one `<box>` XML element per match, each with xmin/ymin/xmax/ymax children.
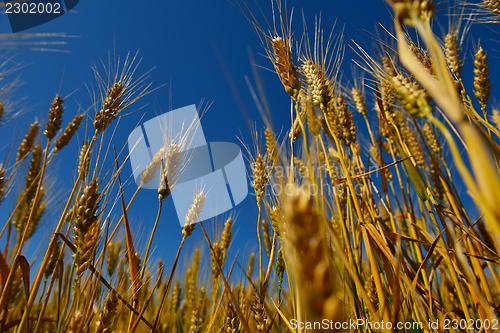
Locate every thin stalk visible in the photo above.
<box><xmin>152</xmin><ymin>234</ymin><xmax>187</xmax><ymax>332</ymax></box>
<box><xmin>57</xmin><ymin>256</ymin><xmax>77</xmax><ymax>333</ymax></box>
<box><xmin>423</xmin><ymin>200</ymin><xmax>473</xmax><ymax>324</ymax></box>
<box><xmin>140</xmin><ymin>198</ymin><xmax>163</xmax><ymax>284</ymax></box>
<box><xmin>290</xmin><ymin>98</ymin><xmax>296</xmax><ymax>183</ymax></box>
<box><xmin>257</xmin><ymin>201</ymin><xmax>263</xmax><ymax>286</ymax></box>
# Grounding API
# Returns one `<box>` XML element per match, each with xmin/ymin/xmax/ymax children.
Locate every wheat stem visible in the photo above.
<box><xmin>140</xmin><ymin>198</ymin><xmax>163</xmax><ymax>285</ymax></box>
<box><xmin>152</xmin><ymin>235</ymin><xmax>187</xmax><ymax>332</ymax></box>
<box><xmin>256</xmin><ymin>202</ymin><xmax>263</xmax><ymax>287</ymax></box>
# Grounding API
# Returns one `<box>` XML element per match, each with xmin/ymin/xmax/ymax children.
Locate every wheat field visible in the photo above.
<box><xmin>1</xmin><ymin>0</ymin><xmax>500</xmax><ymax>332</ymax></box>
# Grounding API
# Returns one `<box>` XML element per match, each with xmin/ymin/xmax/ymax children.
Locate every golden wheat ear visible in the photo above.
<box><xmin>284</xmin><ymin>184</ymin><xmax>343</xmax><ymax>323</ymax></box>
<box><xmin>224</xmin><ymin>300</ymin><xmax>240</xmax><ymax>333</ymax></box>
<box><xmin>445</xmin><ymin>32</ymin><xmax>463</xmax><ymax>79</ymax></box>
<box><xmin>95</xmin><ymin>291</ymin><xmax>119</xmax><ymax>333</ymax></box>
<box><xmin>17</xmin><ymin>121</ymin><xmax>39</xmax><ymax>162</ymax></box>
<box><xmin>270</xmin><ymin>36</ymin><xmax>301</xmax><ymax>99</ymax></box>
<box><xmin>140</xmin><ymin>147</ymin><xmax>165</xmax><ymax>187</ymax></box>
<box><xmin>183</xmin><ymin>190</ymin><xmax>206</xmax><ymax>237</ymax></box>
<box><xmin>264</xmin><ymin>128</ymin><xmax>279</xmax><ymax>165</ymax></box>
<box><xmin>221</xmin><ymin>217</ymin><xmax>233</xmax><ymax>255</ymax></box>
<box><xmin>54</xmin><ymin>113</ymin><xmax>84</xmax><ymax>152</ymax></box>
<box><xmin>73</xmin><ymin>180</ymin><xmax>100</xmax><ymax>278</ymax></box>
<box><xmin>77</xmin><ymin>141</ymin><xmax>90</xmax><ymax>178</ymax></box>
<box><xmin>251</xmin><ymin>295</ymin><xmax>271</xmax><ymax>333</ymax></box>
<box><xmin>44</xmin><ymin>95</ymin><xmax>64</xmax><ymax>140</ymax></box>
<box><xmin>473</xmin><ymin>45</ymin><xmax>492</xmax><ymax>115</ymax></box>
<box><xmin>93</xmin><ymin>82</ymin><xmax>124</xmax><ymax>135</ymax></box>
<box><xmin>105</xmin><ymin>241</ymin><xmax>121</xmax><ymax>278</ymax></box>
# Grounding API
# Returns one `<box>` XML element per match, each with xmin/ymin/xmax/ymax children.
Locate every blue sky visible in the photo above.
<box><xmin>0</xmin><ymin>1</ymin><xmax>499</xmax><ymax>274</ymax></box>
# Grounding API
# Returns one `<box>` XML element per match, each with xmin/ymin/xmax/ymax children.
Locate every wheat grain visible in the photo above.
<box><xmin>269</xmin><ymin>206</ymin><xmax>282</xmax><ymax>238</ymax></box>
<box><xmin>404</xmin><ymin>125</ymin><xmax>425</xmax><ymax>168</ymax></box>
<box><xmin>276</xmin><ymin>247</ymin><xmax>285</xmax><ymax>296</ymax></box>
<box><xmin>237</xmin><ymin>286</ymin><xmax>247</xmax><ymax>321</ymax></box>
<box><xmin>477</xmin><ymin>218</ymin><xmax>497</xmax><ymax>252</ymax></box>
<box><xmin>55</xmin><ymin>113</ymin><xmax>84</xmax><ymax>152</ymax></box>
<box><xmin>25</xmin><ymin>143</ymin><xmax>42</xmax><ymax>202</ymax></box>
<box><xmin>392</xmin><ymin>74</ymin><xmax>432</xmax><ymax>118</ymax></box>
<box><xmin>492</xmin><ymin>109</ymin><xmax>500</xmax><ymax>130</ymax></box>
<box><xmin>225</xmin><ymin>301</ymin><xmax>241</xmax><ymax>333</ymax></box>
<box><xmin>352</xmin><ymin>87</ymin><xmax>368</xmax><ymax>116</ymax></box>
<box><xmin>17</xmin><ymin>121</ymin><xmax>39</xmax><ymax>162</ymax></box>
<box><xmin>382</xmin><ymin>56</ymin><xmax>396</xmax><ymax>77</ymax></box>
<box><xmin>221</xmin><ymin>217</ymin><xmax>233</xmax><ymax>253</ymax></box>
<box><xmin>289</xmin><ymin>109</ymin><xmax>306</xmax><ymax>142</ymax></box>
<box><xmin>246</xmin><ymin>253</ymin><xmax>255</xmax><ymax>279</ymax></box>
<box><xmin>336</xmin><ymin>92</ymin><xmax>357</xmax><ymax>145</ymax></box>
<box><xmin>423</xmin><ymin>123</ymin><xmax>441</xmax><ymax>156</ymax></box>
<box><xmin>293</xmin><ymin>157</ymin><xmax>308</xmax><ymax>179</ymax></box>
<box><xmin>198</xmin><ymin>286</ymin><xmax>207</xmax><ymax>319</ymax></box>
<box><xmin>364</xmin><ymin>275</ymin><xmax>379</xmax><ymax>311</ymax></box>
<box><xmin>284</xmin><ymin>185</ymin><xmax>342</xmax><ymax>322</ymax></box>
<box><xmin>261</xmin><ymin>219</ymin><xmax>271</xmax><ymax>258</ymax></box>
<box><xmin>381</xmin><ymin>79</ymin><xmax>395</xmax><ymax>117</ymax></box>
<box><xmin>183</xmin><ymin>190</ymin><xmax>206</xmax><ymax>237</ymax></box>
<box><xmin>474</xmin><ymin>46</ymin><xmax>492</xmax><ymax>114</ymax></box>
<box><xmin>483</xmin><ymin>0</ymin><xmax>500</xmax><ymax>15</ymax></box>
<box><xmin>370</xmin><ymin>146</ymin><xmax>392</xmax><ymax>181</ymax></box>
<box><xmin>270</xmin><ymin>37</ymin><xmax>301</xmax><ymax>99</ymax></box>
<box><xmin>14</xmin><ymin>144</ymin><xmax>46</xmax><ymax>239</ymax></box>
<box><xmin>445</xmin><ymin>33</ymin><xmax>462</xmax><ymax>79</ymax></box>
<box><xmin>95</xmin><ymin>291</ymin><xmax>119</xmax><ymax>333</ymax></box>
<box><xmin>73</xmin><ymin>180</ymin><xmax>100</xmax><ymax>277</ymax></box>
<box><xmin>264</xmin><ymin>128</ymin><xmax>279</xmax><ymax>164</ymax></box>
<box><xmin>188</xmin><ymin>305</ymin><xmax>202</xmax><ymax>333</ymax></box>
<box><xmin>210</xmin><ymin>241</ymin><xmax>223</xmax><ymax>279</ymax></box>
<box><xmin>251</xmin><ymin>295</ymin><xmax>270</xmax><ymax>333</ymax></box>
<box><xmin>106</xmin><ymin>241</ymin><xmax>121</xmax><ymax>278</ymax></box>
<box><xmin>302</xmin><ymin>60</ymin><xmax>333</xmax><ymax>111</ymax></box>
<box><xmin>44</xmin><ymin>95</ymin><xmax>64</xmax><ymax>140</ymax></box>
<box><xmin>429</xmin><ymin>154</ymin><xmax>445</xmax><ymax>201</ymax></box>
<box><xmin>171</xmin><ymin>280</ymin><xmax>182</xmax><ymax>314</ymax></box>
<box><xmin>140</xmin><ymin>147</ymin><xmax>165</xmax><ymax>187</ymax></box>
<box><xmin>78</xmin><ymin>141</ymin><xmax>90</xmax><ymax>178</ymax></box>
<box><xmin>323</xmin><ymin>96</ymin><xmax>342</xmax><ymax>141</ymax></box>
<box><xmin>94</xmin><ymin>82</ymin><xmax>124</xmax><ymax>134</ymax></box>
<box><xmin>44</xmin><ymin>238</ymin><xmax>60</xmax><ymax>281</ymax></box>
<box><xmin>252</xmin><ymin>154</ymin><xmax>268</xmax><ymax>203</ymax></box>
<box><xmin>185</xmin><ymin>263</ymin><xmax>198</xmax><ymax>310</ymax></box>
<box><xmin>298</xmin><ymin>90</ymin><xmax>320</xmax><ymax>137</ymax></box>
<box><xmin>410</xmin><ymin>43</ymin><xmax>434</xmax><ymax>74</ymax></box>
<box><xmin>68</xmin><ymin>311</ymin><xmax>83</xmax><ymax>333</ymax></box>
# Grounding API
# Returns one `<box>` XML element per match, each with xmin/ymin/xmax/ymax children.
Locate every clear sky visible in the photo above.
<box><xmin>0</xmin><ymin>0</ymin><xmax>498</xmax><ymax>274</ymax></box>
